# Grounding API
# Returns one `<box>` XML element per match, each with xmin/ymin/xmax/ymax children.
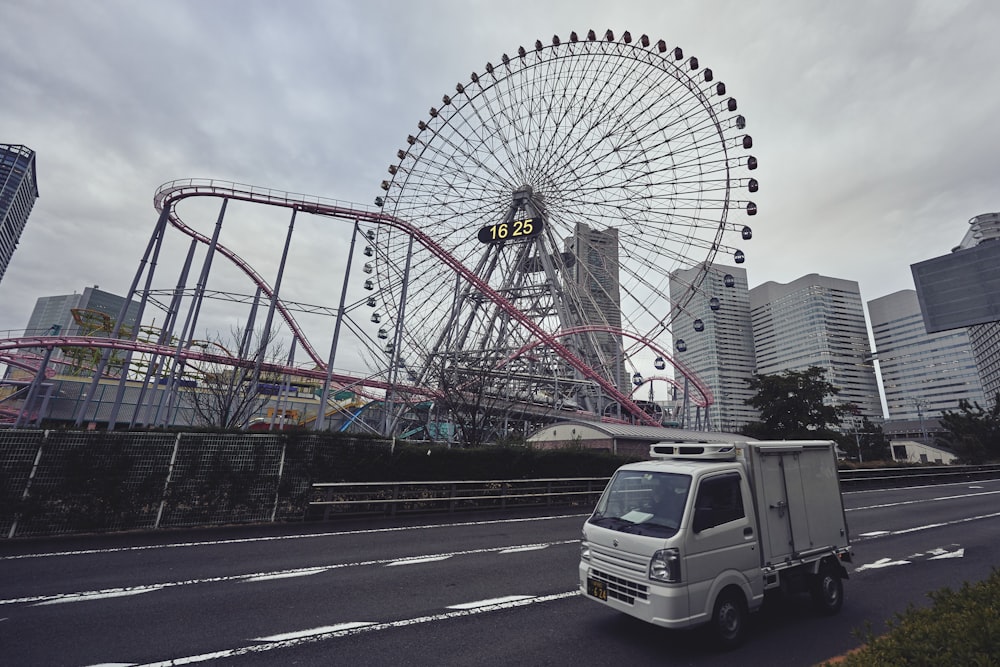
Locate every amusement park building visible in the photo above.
<box><xmin>0</xmin><ymin>144</ymin><xmax>39</xmax><ymax>284</ymax></box>
<box><xmin>669</xmin><ymin>263</ymin><xmax>758</xmax><ymax>432</ymax></box>
<box><xmin>749</xmin><ymin>273</ymin><xmax>882</xmax><ymax>419</ymax></box>
<box><xmin>526</xmin><ymin>419</ymin><xmax>746</xmax><ymax>458</ymax></box>
<box><xmin>868</xmin><ymin>289</ymin><xmax>984</xmax><ymax>420</ymax></box>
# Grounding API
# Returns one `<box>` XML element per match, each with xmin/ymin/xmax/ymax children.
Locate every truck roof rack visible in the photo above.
<box><xmin>649</xmin><ymin>442</ymin><xmax>737</xmax><ymax>460</ymax></box>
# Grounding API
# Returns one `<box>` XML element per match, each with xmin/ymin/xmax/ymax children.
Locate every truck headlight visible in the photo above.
<box><xmin>649</xmin><ymin>548</ymin><xmax>681</xmax><ymax>583</ymax></box>
<box><xmin>580</xmin><ymin>531</ymin><xmax>591</xmax><ymax>561</ymax></box>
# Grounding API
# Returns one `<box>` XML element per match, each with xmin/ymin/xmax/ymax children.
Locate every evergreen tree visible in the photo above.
<box><xmin>742</xmin><ymin>366</ymin><xmax>844</xmax><ymax>440</ymax></box>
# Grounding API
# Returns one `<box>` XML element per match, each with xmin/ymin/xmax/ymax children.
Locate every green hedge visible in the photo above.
<box><xmin>830</xmin><ymin>569</ymin><xmax>1000</xmax><ymax>666</ymax></box>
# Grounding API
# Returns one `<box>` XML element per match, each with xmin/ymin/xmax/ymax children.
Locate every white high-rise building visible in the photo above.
<box><xmin>869</xmin><ymin>289</ymin><xmax>985</xmax><ymax>419</ymax></box>
<box><xmin>750</xmin><ymin>274</ymin><xmax>882</xmax><ymax>418</ymax></box>
<box><xmin>669</xmin><ymin>263</ymin><xmax>758</xmax><ymax>432</ymax></box>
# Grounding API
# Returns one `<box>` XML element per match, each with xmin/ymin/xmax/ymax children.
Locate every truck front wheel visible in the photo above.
<box><xmin>810</xmin><ymin>563</ymin><xmax>844</xmax><ymax>615</ymax></box>
<box><xmin>710</xmin><ymin>590</ymin><xmax>748</xmax><ymax>649</ymax></box>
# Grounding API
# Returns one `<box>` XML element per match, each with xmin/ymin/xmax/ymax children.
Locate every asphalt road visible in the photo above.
<box><xmin>2</xmin><ymin>477</ymin><xmax>999</xmax><ymax>666</ymax></box>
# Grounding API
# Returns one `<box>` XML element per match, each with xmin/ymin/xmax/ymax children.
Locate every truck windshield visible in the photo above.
<box><xmin>589</xmin><ymin>471</ymin><xmax>691</xmax><ymax>538</ymax></box>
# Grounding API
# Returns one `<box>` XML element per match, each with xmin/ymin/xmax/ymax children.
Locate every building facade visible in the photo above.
<box><xmin>868</xmin><ymin>289</ymin><xmax>985</xmax><ymax>420</ymax></box>
<box><xmin>0</xmin><ymin>144</ymin><xmax>39</xmax><ymax>283</ymax></box>
<box><xmin>565</xmin><ymin>222</ymin><xmax>625</xmax><ymax>393</ymax></box>
<box><xmin>670</xmin><ymin>263</ymin><xmax>758</xmax><ymax>431</ymax></box>
<box><xmin>911</xmin><ymin>212</ymin><xmax>1000</xmax><ymax>408</ymax></box>
<box><xmin>749</xmin><ymin>274</ymin><xmax>882</xmax><ymax>419</ymax></box>
<box><xmin>19</xmin><ymin>286</ymin><xmax>141</xmax><ymax>374</ymax></box>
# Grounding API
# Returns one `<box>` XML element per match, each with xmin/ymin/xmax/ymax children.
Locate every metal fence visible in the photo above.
<box><xmin>0</xmin><ymin>429</ymin><xmax>390</xmax><ymax>538</ymax></box>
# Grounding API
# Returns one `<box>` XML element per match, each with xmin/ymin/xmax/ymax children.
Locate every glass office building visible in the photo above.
<box><xmin>0</xmin><ymin>144</ymin><xmax>39</xmax><ymax>283</ymax></box>
<box><xmin>669</xmin><ymin>263</ymin><xmax>758</xmax><ymax>431</ymax></box>
<box><xmin>750</xmin><ymin>274</ymin><xmax>882</xmax><ymax>419</ymax></box>
<box><xmin>869</xmin><ymin>289</ymin><xmax>984</xmax><ymax>419</ymax></box>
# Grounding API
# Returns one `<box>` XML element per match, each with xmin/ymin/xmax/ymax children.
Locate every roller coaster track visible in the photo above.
<box><xmin>504</xmin><ymin>325</ymin><xmax>715</xmax><ymax>408</ymax></box>
<box><xmin>0</xmin><ymin>335</ymin><xmax>434</xmax><ymax>399</ymax></box>
<box><xmin>154</xmin><ymin>179</ymin><xmax>661</xmax><ymax>426</ymax></box>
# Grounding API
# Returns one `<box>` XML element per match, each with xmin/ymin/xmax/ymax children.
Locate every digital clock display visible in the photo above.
<box><xmin>477</xmin><ymin>218</ymin><xmax>542</xmax><ymax>244</ymax></box>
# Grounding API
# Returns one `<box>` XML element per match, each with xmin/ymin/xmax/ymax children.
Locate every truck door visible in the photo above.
<box><xmin>684</xmin><ymin>472</ymin><xmax>760</xmax><ymax>622</ymax></box>
<box><xmin>757</xmin><ymin>451</ymin><xmax>812</xmax><ymax>559</ymax></box>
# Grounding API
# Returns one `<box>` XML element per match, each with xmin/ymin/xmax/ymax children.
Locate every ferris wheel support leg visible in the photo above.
<box><xmin>316</xmin><ymin>220</ymin><xmax>359</xmax><ymax>431</ymax></box>
<box><xmin>385</xmin><ymin>235</ymin><xmax>416</xmax><ymax>437</ymax></box>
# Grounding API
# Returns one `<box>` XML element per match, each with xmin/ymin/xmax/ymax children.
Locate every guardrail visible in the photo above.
<box><xmin>308</xmin><ymin>464</ymin><xmax>1000</xmax><ymax>519</ymax></box>
<box><xmin>838</xmin><ymin>463</ymin><xmax>1000</xmax><ymax>489</ymax></box>
<box><xmin>308</xmin><ymin>477</ymin><xmax>609</xmax><ymax>520</ymax></box>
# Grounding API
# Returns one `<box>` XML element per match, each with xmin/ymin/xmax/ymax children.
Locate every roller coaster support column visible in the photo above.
<box><xmin>15</xmin><ymin>346</ymin><xmax>53</xmax><ymax>428</ymax></box>
<box><xmin>135</xmin><ymin>238</ymin><xmax>197</xmax><ymax>427</ymax></box>
<box><xmin>250</xmin><ymin>208</ymin><xmax>297</xmax><ymax>406</ymax></box>
<box><xmin>105</xmin><ymin>205</ymin><xmax>172</xmax><ymax>430</ymax></box>
<box><xmin>316</xmin><ymin>220</ymin><xmax>359</xmax><ymax>431</ymax></box>
<box><xmin>157</xmin><ymin>198</ymin><xmax>227</xmax><ymax>427</ymax></box>
<box><xmin>75</xmin><ymin>204</ymin><xmax>171</xmax><ymax>427</ymax></box>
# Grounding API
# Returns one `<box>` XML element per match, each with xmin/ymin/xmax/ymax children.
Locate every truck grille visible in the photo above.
<box><xmin>590</xmin><ymin>568</ymin><xmax>649</xmax><ymax>605</ymax></box>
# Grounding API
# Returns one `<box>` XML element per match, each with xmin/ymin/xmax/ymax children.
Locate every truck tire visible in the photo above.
<box><xmin>710</xmin><ymin>589</ymin><xmax>748</xmax><ymax>649</ymax></box>
<box><xmin>810</xmin><ymin>563</ymin><xmax>844</xmax><ymax>615</ymax></box>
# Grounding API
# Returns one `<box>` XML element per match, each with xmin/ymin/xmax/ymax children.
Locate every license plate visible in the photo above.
<box><xmin>587</xmin><ymin>577</ymin><xmax>608</xmax><ymax>601</ymax></box>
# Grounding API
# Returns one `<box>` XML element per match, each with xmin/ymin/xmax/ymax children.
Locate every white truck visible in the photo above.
<box><xmin>579</xmin><ymin>440</ymin><xmax>852</xmax><ymax>647</ymax></box>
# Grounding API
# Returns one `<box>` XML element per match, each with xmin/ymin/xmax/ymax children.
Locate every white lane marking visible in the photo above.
<box><xmin>133</xmin><ymin>591</ymin><xmax>579</xmax><ymax>666</ymax></box>
<box><xmin>85</xmin><ymin>663</ymin><xmax>135</xmax><ymax>666</ymax></box>
<box><xmin>850</xmin><ymin>511</ymin><xmax>1000</xmax><ymax>543</ymax></box>
<box><xmin>846</xmin><ymin>489</ymin><xmax>1000</xmax><ymax>512</ymax></box>
<box><xmin>0</xmin><ymin>513</ymin><xmax>589</xmax><ymax>561</ymax></box>
<box><xmin>34</xmin><ymin>586</ymin><xmax>165</xmax><ymax>606</ymax></box>
<box><xmin>930</xmin><ymin>548</ymin><xmax>965</xmax><ymax>560</ymax></box>
<box><xmin>843</xmin><ymin>476</ymin><xmax>1000</xmax><ymax>495</ymax></box>
<box><xmin>500</xmin><ymin>545</ymin><xmax>548</xmax><ymax>554</ymax></box>
<box><xmin>856</xmin><ymin>557</ymin><xmax>911</xmax><ymax>571</ymax></box>
<box><xmin>385</xmin><ymin>555</ymin><xmax>452</xmax><ymax>567</ymax></box>
<box><xmin>2</xmin><ymin>540</ymin><xmax>578</xmax><ymax>606</ymax></box>
<box><xmin>255</xmin><ymin>622</ymin><xmax>376</xmax><ymax>641</ymax></box>
<box><xmin>447</xmin><ymin>595</ymin><xmax>533</xmax><ymax>610</ymax></box>
<box><xmin>241</xmin><ymin>568</ymin><xmax>330</xmax><ymax>582</ymax></box>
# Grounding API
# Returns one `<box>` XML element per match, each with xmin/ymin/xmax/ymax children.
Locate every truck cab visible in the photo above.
<box><xmin>579</xmin><ymin>441</ymin><xmax>851</xmax><ymax>647</ymax></box>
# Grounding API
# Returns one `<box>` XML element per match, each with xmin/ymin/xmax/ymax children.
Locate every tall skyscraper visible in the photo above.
<box><xmin>565</xmin><ymin>223</ymin><xmax>625</xmax><ymax>392</ymax></box>
<box><xmin>750</xmin><ymin>274</ymin><xmax>882</xmax><ymax>418</ymax></box>
<box><xmin>670</xmin><ymin>263</ymin><xmax>758</xmax><ymax>431</ymax></box>
<box><xmin>0</xmin><ymin>144</ymin><xmax>39</xmax><ymax>283</ymax></box>
<box><xmin>869</xmin><ymin>289</ymin><xmax>985</xmax><ymax>419</ymax></box>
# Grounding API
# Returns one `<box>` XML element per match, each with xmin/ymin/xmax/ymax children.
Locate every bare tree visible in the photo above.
<box><xmin>186</xmin><ymin>327</ymin><xmax>289</xmax><ymax>430</ymax></box>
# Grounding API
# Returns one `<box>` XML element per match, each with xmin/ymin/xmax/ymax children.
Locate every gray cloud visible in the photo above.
<box><xmin>2</xmin><ymin>0</ymin><xmax>998</xmax><ymax>363</ymax></box>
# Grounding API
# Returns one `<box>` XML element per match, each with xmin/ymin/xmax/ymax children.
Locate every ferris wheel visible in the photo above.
<box><xmin>369</xmin><ymin>30</ymin><xmax>757</xmax><ymax>418</ymax></box>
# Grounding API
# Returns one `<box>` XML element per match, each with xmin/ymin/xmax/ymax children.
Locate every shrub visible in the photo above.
<box><xmin>830</xmin><ymin>569</ymin><xmax>1000</xmax><ymax>666</ymax></box>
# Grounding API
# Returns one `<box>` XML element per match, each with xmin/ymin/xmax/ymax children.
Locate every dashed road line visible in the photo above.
<box><xmin>4</xmin><ymin>540</ymin><xmax>575</xmax><ymax>607</ymax></box>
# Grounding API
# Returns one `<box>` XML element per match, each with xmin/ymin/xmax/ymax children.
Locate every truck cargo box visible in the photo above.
<box><xmin>739</xmin><ymin>441</ymin><xmax>849</xmax><ymax>567</ymax></box>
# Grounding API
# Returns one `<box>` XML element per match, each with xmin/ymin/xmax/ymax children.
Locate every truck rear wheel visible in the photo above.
<box><xmin>710</xmin><ymin>590</ymin><xmax>748</xmax><ymax>649</ymax></box>
<box><xmin>810</xmin><ymin>563</ymin><xmax>844</xmax><ymax>615</ymax></box>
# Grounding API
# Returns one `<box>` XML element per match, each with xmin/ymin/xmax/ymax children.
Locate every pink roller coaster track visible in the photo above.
<box><xmin>154</xmin><ymin>179</ymin><xmax>677</xmax><ymax>426</ymax></box>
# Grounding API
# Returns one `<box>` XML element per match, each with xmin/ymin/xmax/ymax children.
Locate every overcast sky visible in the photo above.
<box><xmin>2</xmin><ymin>0</ymin><xmax>998</xmax><ymax>374</ymax></box>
